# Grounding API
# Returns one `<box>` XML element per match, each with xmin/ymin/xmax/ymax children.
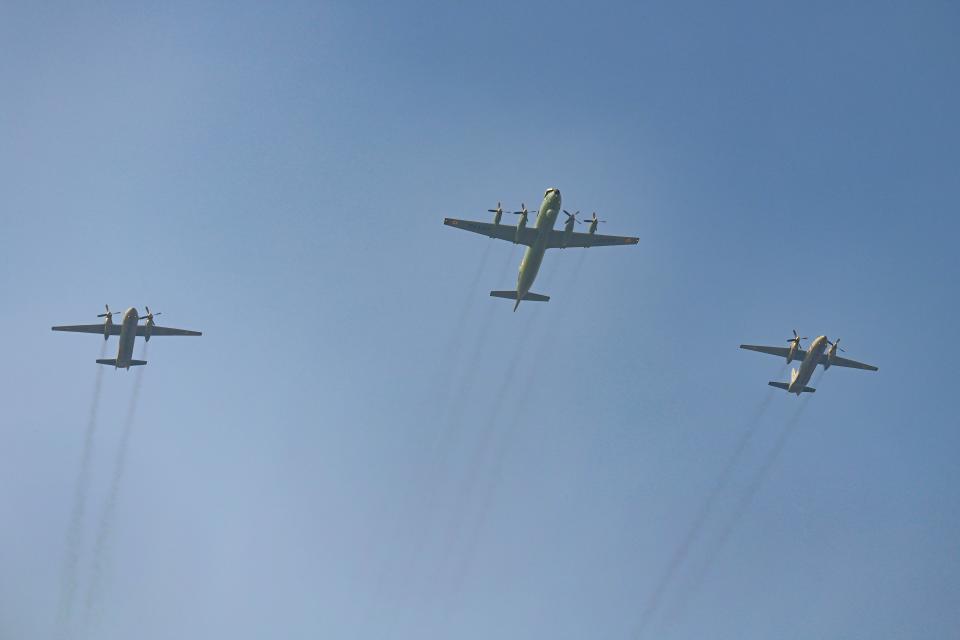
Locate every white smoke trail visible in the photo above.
<box><xmin>56</xmin><ymin>342</ymin><xmax>108</xmax><ymax>635</ymax></box>
<box><xmin>84</xmin><ymin>346</ymin><xmax>147</xmax><ymax>629</ymax></box>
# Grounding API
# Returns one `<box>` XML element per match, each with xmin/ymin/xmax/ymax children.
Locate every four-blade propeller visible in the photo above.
<box><xmin>585</xmin><ymin>211</ymin><xmax>607</xmax><ymax>234</ymax></box>
<box><xmin>513</xmin><ymin>203</ymin><xmax>532</xmax><ymax>219</ymax></box>
<box><xmin>587</xmin><ymin>212</ymin><xmax>606</xmax><ymax>224</ymax></box>
<box><xmin>827</xmin><ymin>338</ymin><xmax>846</xmax><ymax>353</ymax></box>
<box><xmin>140</xmin><ymin>306</ymin><xmax>163</xmax><ymax>325</ymax></box>
<box><xmin>563</xmin><ymin>209</ymin><xmax>581</xmax><ymax>224</ymax></box>
<box><xmin>97</xmin><ymin>304</ymin><xmax>114</xmax><ymax>321</ymax></box>
<box><xmin>787</xmin><ymin>329</ymin><xmax>807</xmax><ymax>346</ymax></box>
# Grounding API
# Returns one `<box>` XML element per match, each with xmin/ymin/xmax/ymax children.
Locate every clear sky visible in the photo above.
<box><xmin>2</xmin><ymin>1</ymin><xmax>958</xmax><ymax>638</ymax></box>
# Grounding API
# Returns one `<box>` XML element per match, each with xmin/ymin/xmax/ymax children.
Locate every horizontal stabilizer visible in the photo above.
<box><xmin>768</xmin><ymin>381</ymin><xmax>815</xmax><ymax>393</ymax></box>
<box><xmin>96</xmin><ymin>359</ymin><xmax>147</xmax><ymax>367</ymax></box>
<box><xmin>489</xmin><ymin>290</ymin><xmax>550</xmax><ymax>302</ymax></box>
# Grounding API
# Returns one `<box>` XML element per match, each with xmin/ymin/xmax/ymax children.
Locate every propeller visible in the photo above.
<box><xmin>563</xmin><ymin>209</ymin><xmax>581</xmax><ymax>224</ymax></box>
<box><xmin>487</xmin><ymin>201</ymin><xmax>504</xmax><ymax>215</ymax></box>
<box><xmin>587</xmin><ymin>212</ymin><xmax>607</xmax><ymax>224</ymax></box>
<box><xmin>513</xmin><ymin>203</ymin><xmax>532</xmax><ymax>217</ymax></box>
<box><xmin>787</xmin><ymin>329</ymin><xmax>807</xmax><ymax>346</ymax></box>
<box><xmin>140</xmin><ymin>306</ymin><xmax>162</xmax><ymax>325</ymax></box>
<box><xmin>827</xmin><ymin>338</ymin><xmax>846</xmax><ymax>353</ymax></box>
<box><xmin>97</xmin><ymin>304</ymin><xmax>114</xmax><ymax>320</ymax></box>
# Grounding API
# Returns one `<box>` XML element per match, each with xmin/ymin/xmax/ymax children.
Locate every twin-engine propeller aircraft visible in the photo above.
<box><xmin>740</xmin><ymin>331</ymin><xmax>878</xmax><ymax>395</ymax></box>
<box><xmin>52</xmin><ymin>305</ymin><xmax>202</xmax><ymax>369</ymax></box>
<box><xmin>443</xmin><ymin>188</ymin><xmax>639</xmax><ymax>310</ymax></box>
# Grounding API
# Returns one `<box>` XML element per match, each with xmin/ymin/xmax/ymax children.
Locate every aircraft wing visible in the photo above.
<box><xmin>739</xmin><ymin>344</ymin><xmax>806</xmax><ymax>360</ymax></box>
<box><xmin>138</xmin><ymin>325</ymin><xmax>202</xmax><ymax>337</ymax></box>
<box><xmin>816</xmin><ymin>354</ymin><xmax>878</xmax><ymax>371</ymax></box>
<box><xmin>52</xmin><ymin>324</ymin><xmax>121</xmax><ymax>335</ymax></box>
<box><xmin>443</xmin><ymin>218</ymin><xmax>539</xmax><ymax>246</ymax></box>
<box><xmin>545</xmin><ymin>230</ymin><xmax>639</xmax><ymax>249</ymax></box>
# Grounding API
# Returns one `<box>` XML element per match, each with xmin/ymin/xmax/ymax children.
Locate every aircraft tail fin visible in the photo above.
<box><xmin>96</xmin><ymin>359</ymin><xmax>147</xmax><ymax>368</ymax></box>
<box><xmin>489</xmin><ymin>290</ymin><xmax>550</xmax><ymax>302</ymax></box>
<box><xmin>768</xmin><ymin>381</ymin><xmax>815</xmax><ymax>393</ymax></box>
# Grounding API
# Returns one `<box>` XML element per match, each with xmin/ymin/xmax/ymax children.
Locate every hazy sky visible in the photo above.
<box><xmin>2</xmin><ymin>1</ymin><xmax>959</xmax><ymax>638</ymax></box>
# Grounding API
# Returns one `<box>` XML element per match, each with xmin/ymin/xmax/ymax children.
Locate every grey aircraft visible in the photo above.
<box><xmin>52</xmin><ymin>305</ymin><xmax>201</xmax><ymax>369</ymax></box>
<box><xmin>740</xmin><ymin>331</ymin><xmax>878</xmax><ymax>395</ymax></box>
<box><xmin>444</xmin><ymin>188</ymin><xmax>639</xmax><ymax>310</ymax></box>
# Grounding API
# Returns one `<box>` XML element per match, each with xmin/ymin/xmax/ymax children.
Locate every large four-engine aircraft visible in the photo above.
<box><xmin>740</xmin><ymin>331</ymin><xmax>878</xmax><ymax>395</ymax></box>
<box><xmin>444</xmin><ymin>188</ymin><xmax>639</xmax><ymax>311</ymax></box>
<box><xmin>52</xmin><ymin>305</ymin><xmax>201</xmax><ymax>369</ymax></box>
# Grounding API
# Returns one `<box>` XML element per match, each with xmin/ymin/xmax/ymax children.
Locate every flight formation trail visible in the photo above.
<box><xmin>633</xmin><ymin>388</ymin><xmax>779</xmax><ymax>637</ymax></box>
<box><xmin>428</xmin><ymin>244</ymin><xmax>523</xmax><ymax>490</ymax></box>
<box><xmin>446</xmin><ymin>329</ymin><xmax>547</xmax><ymax>607</ymax></box>
<box><xmin>439</xmin><ymin>241</ymin><xmax>494</xmax><ymax>392</ymax></box>
<box><xmin>664</xmin><ymin>391</ymin><xmax>817</xmax><ymax>632</ymax></box>
<box><xmin>442</xmin><ymin>264</ymin><xmax>565</xmax><ymax>614</ymax></box>
<box><xmin>450</xmin><ymin>260</ymin><xmax>572</xmax><ymax>598</ymax></box>
<box><xmin>441</xmin><ymin>307</ymin><xmax>541</xmax><ymax>573</ymax></box>
<box><xmin>84</xmin><ymin>355</ymin><xmax>146</xmax><ymax>628</ymax></box>
<box><xmin>56</xmin><ymin>343</ymin><xmax>107</xmax><ymax>633</ymax></box>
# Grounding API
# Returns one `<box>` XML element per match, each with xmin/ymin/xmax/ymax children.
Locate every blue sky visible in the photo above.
<box><xmin>1</xmin><ymin>1</ymin><xmax>958</xmax><ymax>638</ymax></box>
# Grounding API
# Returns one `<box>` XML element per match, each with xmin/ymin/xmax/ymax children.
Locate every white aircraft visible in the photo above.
<box><xmin>740</xmin><ymin>331</ymin><xmax>878</xmax><ymax>395</ymax></box>
<box><xmin>52</xmin><ymin>305</ymin><xmax>201</xmax><ymax>369</ymax></box>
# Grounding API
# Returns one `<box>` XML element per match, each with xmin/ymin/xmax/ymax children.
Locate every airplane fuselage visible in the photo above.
<box><xmin>516</xmin><ymin>189</ymin><xmax>562</xmax><ymax>303</ymax></box>
<box><xmin>788</xmin><ymin>335</ymin><xmax>829</xmax><ymax>394</ymax></box>
<box><xmin>115</xmin><ymin>307</ymin><xmax>139</xmax><ymax>368</ymax></box>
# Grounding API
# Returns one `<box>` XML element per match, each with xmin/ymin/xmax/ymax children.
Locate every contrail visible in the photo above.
<box><xmin>440</xmin><ymin>307</ymin><xmax>539</xmax><ymax>564</ymax></box>
<box><xmin>445</xmin><ymin>328</ymin><xmax>546</xmax><ymax>605</ymax></box>
<box><xmin>447</xmin><ymin>257</ymin><xmax>568</xmax><ymax>586</ymax></box>
<box><xmin>439</xmin><ymin>265</ymin><xmax>559</xmax><ymax>617</ymax></box>
<box><xmin>633</xmin><ymin>387</ymin><xmax>779</xmax><ymax>637</ymax></box>
<box><xmin>434</xmin><ymin>243</ymin><xmax>519</xmax><ymax>449</ymax></box>
<box><xmin>56</xmin><ymin>342</ymin><xmax>107</xmax><ymax>634</ymax></box>
<box><xmin>438</xmin><ymin>242</ymin><xmax>494</xmax><ymax>395</ymax></box>
<box><xmin>664</xmin><ymin>388</ymin><xmax>817</xmax><ymax>632</ymax></box>
<box><xmin>84</xmin><ymin>350</ymin><xmax>146</xmax><ymax>628</ymax></box>
<box><xmin>375</xmin><ymin>245</ymin><xmax>519</xmax><ymax>633</ymax></box>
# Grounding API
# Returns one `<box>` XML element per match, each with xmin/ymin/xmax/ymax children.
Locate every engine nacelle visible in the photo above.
<box><xmin>825</xmin><ymin>346</ymin><xmax>837</xmax><ymax>369</ymax></box>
